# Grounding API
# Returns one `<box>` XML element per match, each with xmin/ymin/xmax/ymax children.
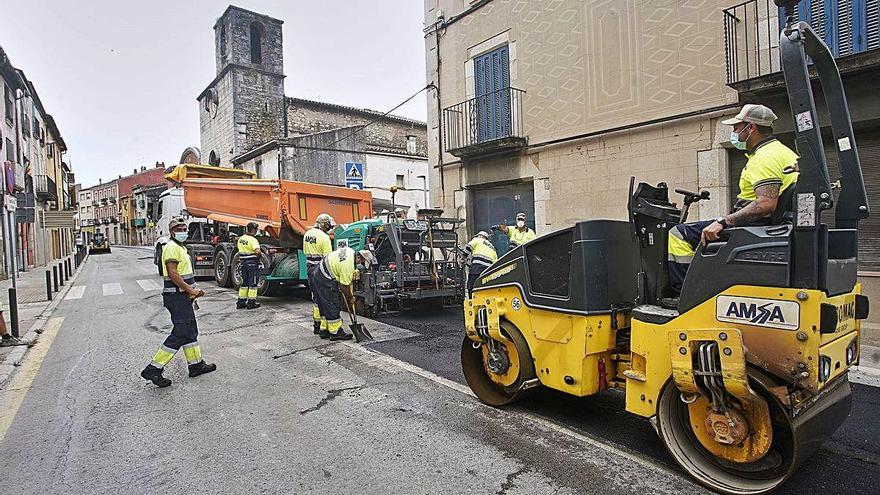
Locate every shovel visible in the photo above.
<box><xmin>341</xmin><ymin>295</ymin><xmax>373</xmax><ymax>343</ymax></box>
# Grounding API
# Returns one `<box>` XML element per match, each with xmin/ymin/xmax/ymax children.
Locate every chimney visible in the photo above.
<box><xmin>141</xmin><ymin>166</ymin><xmax>146</xmax><ymax>172</ymax></box>
<box><xmin>99</xmin><ymin>178</ymin><xmax>102</xmax><ymax>184</ymax></box>
<box><xmin>133</xmin><ymin>168</ymin><xmax>137</xmax><ymax>175</ymax></box>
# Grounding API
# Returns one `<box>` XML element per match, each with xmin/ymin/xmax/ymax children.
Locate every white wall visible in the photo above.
<box><xmin>364</xmin><ymin>152</ymin><xmax>429</xmax><ymax>217</ymax></box>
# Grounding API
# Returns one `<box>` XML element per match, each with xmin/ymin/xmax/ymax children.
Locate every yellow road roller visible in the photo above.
<box><xmin>461</xmin><ymin>12</ymin><xmax>868</xmax><ymax>495</ymax></box>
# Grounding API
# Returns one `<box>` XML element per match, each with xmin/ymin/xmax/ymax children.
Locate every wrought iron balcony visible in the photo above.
<box><xmin>35</xmin><ymin>175</ymin><xmax>57</xmax><ymax>201</ymax></box>
<box><xmin>442</xmin><ymin>87</ymin><xmax>526</xmax><ymax>158</ymax></box>
<box><xmin>724</xmin><ymin>0</ymin><xmax>880</xmax><ymax>87</ymax></box>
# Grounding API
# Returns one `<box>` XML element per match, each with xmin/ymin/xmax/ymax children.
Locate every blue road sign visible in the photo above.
<box><xmin>345</xmin><ymin>162</ymin><xmax>364</xmax><ymax>179</ymax></box>
<box><xmin>346</xmin><ymin>180</ymin><xmax>364</xmax><ymax>190</ymax></box>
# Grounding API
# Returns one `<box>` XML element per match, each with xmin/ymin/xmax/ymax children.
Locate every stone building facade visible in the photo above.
<box><xmin>198</xmin><ymin>5</ymin><xmax>429</xmax><ymax>216</ymax></box>
<box><xmin>424</xmin><ymin>0</ymin><xmax>743</xmax><ymax>253</ymax></box>
<box><xmin>198</xmin><ymin>6</ymin><xmax>285</xmax><ymax>167</ymax></box>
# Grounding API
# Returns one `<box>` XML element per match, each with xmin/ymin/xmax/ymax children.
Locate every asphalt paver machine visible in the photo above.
<box><xmin>461</xmin><ymin>6</ymin><xmax>869</xmax><ymax>494</ymax></box>
<box><xmin>335</xmin><ymin>209</ymin><xmax>464</xmax><ymax>314</ymax></box>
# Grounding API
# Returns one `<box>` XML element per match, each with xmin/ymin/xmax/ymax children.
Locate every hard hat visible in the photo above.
<box><xmin>516</xmin><ymin>212</ymin><xmax>527</xmax><ymax>221</ymax></box>
<box><xmin>246</xmin><ymin>222</ymin><xmax>259</xmax><ymax>231</ymax></box>
<box><xmin>358</xmin><ymin>249</ymin><xmax>377</xmax><ymax>265</ymax></box>
<box><xmin>477</xmin><ymin>230</ymin><xmax>490</xmax><ymax>239</ymax></box>
<box><xmin>316</xmin><ymin>213</ymin><xmax>334</xmax><ymax>226</ymax></box>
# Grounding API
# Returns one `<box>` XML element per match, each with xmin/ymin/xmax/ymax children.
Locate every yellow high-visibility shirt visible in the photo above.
<box><xmin>326</xmin><ymin>247</ymin><xmax>357</xmax><ymax>285</ymax></box>
<box><xmin>303</xmin><ymin>228</ymin><xmax>332</xmax><ymax>261</ymax></box>
<box><xmin>162</xmin><ymin>240</ymin><xmax>193</xmax><ymax>278</ymax></box>
<box><xmin>237</xmin><ymin>234</ymin><xmax>261</xmax><ymax>257</ymax></box>
<box><xmin>505</xmin><ymin>226</ymin><xmax>537</xmax><ymax>247</ymax></box>
<box><xmin>737</xmin><ymin>138</ymin><xmax>799</xmax><ymax>202</ymax></box>
<box><xmin>466</xmin><ymin>236</ymin><xmax>498</xmax><ymax>266</ymax></box>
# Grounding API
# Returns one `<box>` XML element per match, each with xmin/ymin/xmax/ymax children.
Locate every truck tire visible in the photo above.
<box><xmin>214</xmin><ymin>249</ymin><xmax>232</xmax><ymax>287</ymax></box>
<box><xmin>231</xmin><ymin>251</ymin><xmax>272</xmax><ymax>295</ymax></box>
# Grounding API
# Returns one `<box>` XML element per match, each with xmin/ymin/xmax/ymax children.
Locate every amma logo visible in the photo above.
<box><xmin>716</xmin><ymin>296</ymin><xmax>799</xmax><ymax>330</ymax></box>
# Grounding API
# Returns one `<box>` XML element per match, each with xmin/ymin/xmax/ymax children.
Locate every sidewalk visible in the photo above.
<box><xmin>0</xmin><ymin>254</ymin><xmax>82</xmax><ymax>377</ymax></box>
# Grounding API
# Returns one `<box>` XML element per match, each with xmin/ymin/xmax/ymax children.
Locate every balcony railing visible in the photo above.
<box><xmin>442</xmin><ymin>87</ymin><xmax>526</xmax><ymax>158</ymax></box>
<box><xmin>724</xmin><ymin>0</ymin><xmax>880</xmax><ymax>85</ymax></box>
<box><xmin>134</xmin><ymin>218</ymin><xmax>147</xmax><ymax>227</ymax></box>
<box><xmin>35</xmin><ymin>175</ymin><xmax>57</xmax><ymax>201</ymax></box>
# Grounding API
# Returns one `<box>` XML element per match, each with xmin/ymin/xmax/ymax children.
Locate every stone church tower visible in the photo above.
<box><xmin>197</xmin><ymin>6</ymin><xmax>285</xmax><ymax>167</ymax></box>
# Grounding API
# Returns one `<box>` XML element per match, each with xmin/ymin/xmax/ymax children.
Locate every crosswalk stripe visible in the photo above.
<box><xmin>102</xmin><ymin>283</ymin><xmax>123</xmax><ymax>296</ymax></box>
<box><xmin>64</xmin><ymin>286</ymin><xmax>86</xmax><ymax>300</ymax></box>
<box><xmin>136</xmin><ymin>279</ymin><xmax>162</xmax><ymax>291</ymax></box>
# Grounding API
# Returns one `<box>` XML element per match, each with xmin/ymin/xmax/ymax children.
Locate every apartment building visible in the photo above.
<box><xmin>423</xmin><ymin>0</ymin><xmax>880</xmax><ymax>265</ymax></box>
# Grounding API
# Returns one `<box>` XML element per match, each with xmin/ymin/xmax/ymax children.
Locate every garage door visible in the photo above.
<box><xmin>728</xmin><ymin>129</ymin><xmax>880</xmax><ymax>271</ymax></box>
<box><xmin>471</xmin><ymin>181</ymin><xmax>535</xmax><ymax>255</ymax></box>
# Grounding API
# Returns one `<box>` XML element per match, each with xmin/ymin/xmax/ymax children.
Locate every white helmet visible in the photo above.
<box><xmin>477</xmin><ymin>231</ymin><xmax>490</xmax><ymax>239</ymax></box>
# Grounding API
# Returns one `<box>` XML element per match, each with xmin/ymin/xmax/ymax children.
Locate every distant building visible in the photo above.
<box><xmin>92</xmin><ymin>179</ymin><xmax>119</xmax><ymax>244</ymax></box>
<box><xmin>198</xmin><ymin>5</ymin><xmax>429</xmax><ymax>216</ymax></box>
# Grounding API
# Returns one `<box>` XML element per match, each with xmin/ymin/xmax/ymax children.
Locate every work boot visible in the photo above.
<box><xmin>313</xmin><ymin>321</ymin><xmax>321</xmax><ymax>335</ymax></box>
<box><xmin>319</xmin><ymin>329</ymin><xmax>331</xmax><ymax>339</ymax></box>
<box><xmin>330</xmin><ymin>330</ymin><xmax>353</xmax><ymax>341</ymax></box>
<box><xmin>188</xmin><ymin>361</ymin><xmax>217</xmax><ymax>378</ymax></box>
<box><xmin>236</xmin><ymin>301</ymin><xmax>247</xmax><ymax>310</ymax></box>
<box><xmin>141</xmin><ymin>365</ymin><xmax>172</xmax><ymax>388</ymax></box>
<box><xmin>246</xmin><ymin>301</ymin><xmax>261</xmax><ymax>309</ymax></box>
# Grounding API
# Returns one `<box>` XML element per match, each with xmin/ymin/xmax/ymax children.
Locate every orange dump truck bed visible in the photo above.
<box><xmin>182</xmin><ymin>178</ymin><xmax>372</xmax><ymax>239</ymax></box>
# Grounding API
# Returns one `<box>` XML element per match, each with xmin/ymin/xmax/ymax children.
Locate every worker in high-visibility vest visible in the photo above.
<box><xmin>141</xmin><ymin>218</ymin><xmax>214</xmax><ymax>387</ymax></box>
<box><xmin>464</xmin><ymin>231</ymin><xmax>498</xmax><ymax>297</ymax></box>
<box><xmin>237</xmin><ymin>222</ymin><xmax>262</xmax><ymax>310</ymax></box>
<box><xmin>312</xmin><ymin>247</ymin><xmax>376</xmax><ymax>340</ymax></box>
<box><xmin>497</xmin><ymin>212</ymin><xmax>537</xmax><ymax>249</ymax></box>
<box><xmin>304</xmin><ymin>213</ymin><xmax>334</xmax><ymax>335</ymax></box>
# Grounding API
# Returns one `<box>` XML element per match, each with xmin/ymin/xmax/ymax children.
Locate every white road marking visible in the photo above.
<box><xmin>136</xmin><ymin>279</ymin><xmax>162</xmax><ymax>291</ymax></box>
<box><xmin>64</xmin><ymin>286</ymin><xmax>86</xmax><ymax>300</ymax></box>
<box><xmin>102</xmin><ymin>283</ymin><xmax>123</xmax><ymax>296</ymax></box>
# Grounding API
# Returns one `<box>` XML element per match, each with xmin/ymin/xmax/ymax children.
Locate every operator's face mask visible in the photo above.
<box><xmin>516</xmin><ymin>220</ymin><xmax>525</xmax><ymax>228</ymax></box>
<box><xmin>730</xmin><ymin>124</ymin><xmax>753</xmax><ymax>151</ymax></box>
<box><xmin>173</xmin><ymin>231</ymin><xmax>189</xmax><ymax>243</ymax></box>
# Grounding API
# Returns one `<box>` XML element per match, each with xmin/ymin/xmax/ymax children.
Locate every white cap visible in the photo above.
<box><xmin>722</xmin><ymin>104</ymin><xmax>778</xmax><ymax>127</ymax></box>
<box><xmin>477</xmin><ymin>231</ymin><xmax>490</xmax><ymax>239</ymax></box>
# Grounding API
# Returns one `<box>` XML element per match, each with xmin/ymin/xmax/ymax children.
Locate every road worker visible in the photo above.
<box><xmin>303</xmin><ymin>213</ymin><xmax>334</xmax><ymax>335</ymax></box>
<box><xmin>497</xmin><ymin>212</ymin><xmax>537</xmax><ymax>249</ymax></box>
<box><xmin>312</xmin><ymin>247</ymin><xmax>376</xmax><ymax>341</ymax></box>
<box><xmin>141</xmin><ymin>218</ymin><xmax>214</xmax><ymax>387</ymax></box>
<box><xmin>237</xmin><ymin>222</ymin><xmax>262</xmax><ymax>310</ymax></box>
<box><xmin>464</xmin><ymin>231</ymin><xmax>498</xmax><ymax>297</ymax></box>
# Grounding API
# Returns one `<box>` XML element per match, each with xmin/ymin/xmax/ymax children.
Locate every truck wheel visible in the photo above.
<box><xmin>461</xmin><ymin>320</ymin><xmax>537</xmax><ymax>407</ymax></box>
<box><xmin>259</xmin><ymin>281</ymin><xmax>277</xmax><ymax>297</ymax></box>
<box><xmin>214</xmin><ymin>250</ymin><xmax>232</xmax><ymax>287</ymax></box>
<box><xmin>230</xmin><ymin>252</ymin><xmax>243</xmax><ymax>289</ymax></box>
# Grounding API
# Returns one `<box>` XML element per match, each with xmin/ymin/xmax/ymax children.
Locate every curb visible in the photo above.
<box><xmin>0</xmin><ymin>255</ymin><xmax>88</xmax><ymax>388</ymax></box>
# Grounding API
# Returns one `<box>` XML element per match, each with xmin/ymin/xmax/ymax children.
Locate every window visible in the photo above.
<box><xmin>474</xmin><ymin>45</ymin><xmax>511</xmax><ymax>143</ymax></box>
<box><xmin>396</xmin><ymin>174</ymin><xmax>405</xmax><ymax>188</ymax></box>
<box><xmin>4</xmin><ymin>84</ymin><xmax>13</xmax><ymax>125</ymax></box>
<box><xmin>5</xmin><ymin>138</ymin><xmax>13</xmax><ymax>162</ymax></box>
<box><xmin>219</xmin><ymin>23</ymin><xmax>228</xmax><ymax>58</ymax></box>
<box><xmin>250</xmin><ymin>22</ymin><xmax>263</xmax><ymax>64</ymax></box>
<box><xmin>526</xmin><ymin>230</ymin><xmax>573</xmax><ymax>297</ymax></box>
<box><xmin>255</xmin><ymin>158</ymin><xmax>263</xmax><ymax>178</ymax></box>
<box><xmin>208</xmin><ymin>150</ymin><xmax>219</xmax><ymax>166</ymax></box>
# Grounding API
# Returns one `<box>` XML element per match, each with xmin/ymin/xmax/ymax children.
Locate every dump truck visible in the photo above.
<box><xmin>156</xmin><ymin>165</ymin><xmax>372</xmax><ymax>295</ymax></box>
<box><xmin>333</xmin><ymin>208</ymin><xmax>464</xmax><ymax>314</ymax></box>
<box><xmin>461</xmin><ymin>11</ymin><xmax>869</xmax><ymax>494</ymax></box>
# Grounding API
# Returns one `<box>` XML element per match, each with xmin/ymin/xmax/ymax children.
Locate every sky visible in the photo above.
<box><xmin>0</xmin><ymin>0</ymin><xmax>428</xmax><ymax>188</ymax></box>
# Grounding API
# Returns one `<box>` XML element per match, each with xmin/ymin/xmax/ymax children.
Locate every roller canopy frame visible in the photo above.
<box><xmin>779</xmin><ymin>19</ymin><xmax>869</xmax><ymax>288</ymax></box>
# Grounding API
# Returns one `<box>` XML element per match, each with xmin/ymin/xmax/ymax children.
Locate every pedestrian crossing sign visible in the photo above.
<box><xmin>345</xmin><ymin>162</ymin><xmax>364</xmax><ymax>179</ymax></box>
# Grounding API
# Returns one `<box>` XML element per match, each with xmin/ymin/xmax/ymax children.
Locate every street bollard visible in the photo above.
<box><xmin>65</xmin><ymin>259</ymin><xmax>71</xmax><ymax>278</ymax></box>
<box><xmin>46</xmin><ymin>270</ymin><xmax>53</xmax><ymax>301</ymax></box>
<box><xmin>60</xmin><ymin>263</ymin><xmax>66</xmax><ymax>285</ymax></box>
<box><xmin>52</xmin><ymin>265</ymin><xmax>59</xmax><ymax>293</ymax></box>
<box><xmin>8</xmin><ymin>288</ymin><xmax>19</xmax><ymax>338</ymax></box>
